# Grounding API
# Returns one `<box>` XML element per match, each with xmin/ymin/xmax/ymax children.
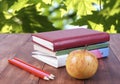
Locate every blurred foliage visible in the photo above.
<box><xmin>0</xmin><ymin>0</ymin><xmax>120</xmax><ymax>33</ymax></box>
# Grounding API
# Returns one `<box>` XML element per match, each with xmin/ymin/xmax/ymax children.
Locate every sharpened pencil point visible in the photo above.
<box><xmin>50</xmin><ymin>74</ymin><xmax>55</xmax><ymax>78</ymax></box>
<box><xmin>44</xmin><ymin>76</ymin><xmax>49</xmax><ymax>80</ymax></box>
<box><xmin>48</xmin><ymin>76</ymin><xmax>54</xmax><ymax>80</ymax></box>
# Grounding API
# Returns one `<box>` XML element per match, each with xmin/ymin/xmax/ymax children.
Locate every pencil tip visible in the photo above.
<box><xmin>48</xmin><ymin>76</ymin><xmax>54</xmax><ymax>80</ymax></box>
<box><xmin>44</xmin><ymin>77</ymin><xmax>49</xmax><ymax>80</ymax></box>
<box><xmin>50</xmin><ymin>74</ymin><xmax>55</xmax><ymax>78</ymax></box>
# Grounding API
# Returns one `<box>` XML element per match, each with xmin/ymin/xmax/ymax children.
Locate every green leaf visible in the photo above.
<box><xmin>100</xmin><ymin>0</ymin><xmax>120</xmax><ymax>18</ymax></box>
<box><xmin>0</xmin><ymin>0</ymin><xmax>8</xmax><ymax>11</ymax></box>
<box><xmin>0</xmin><ymin>0</ymin><xmax>120</xmax><ymax>33</ymax></box>
<box><xmin>64</xmin><ymin>0</ymin><xmax>98</xmax><ymax>16</ymax></box>
<box><xmin>8</xmin><ymin>0</ymin><xmax>29</xmax><ymax>14</ymax></box>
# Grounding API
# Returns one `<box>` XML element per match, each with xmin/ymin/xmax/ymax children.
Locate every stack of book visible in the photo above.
<box><xmin>32</xmin><ymin>28</ymin><xmax>110</xmax><ymax>68</ymax></box>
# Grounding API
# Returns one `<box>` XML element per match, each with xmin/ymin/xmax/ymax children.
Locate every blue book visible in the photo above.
<box><xmin>90</xmin><ymin>47</ymin><xmax>109</xmax><ymax>58</ymax></box>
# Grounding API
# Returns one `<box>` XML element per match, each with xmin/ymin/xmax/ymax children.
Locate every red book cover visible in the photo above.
<box><xmin>32</xmin><ymin>28</ymin><xmax>110</xmax><ymax>51</ymax></box>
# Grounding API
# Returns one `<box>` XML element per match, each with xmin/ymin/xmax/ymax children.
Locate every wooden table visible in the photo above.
<box><xmin>0</xmin><ymin>34</ymin><xmax>120</xmax><ymax>84</ymax></box>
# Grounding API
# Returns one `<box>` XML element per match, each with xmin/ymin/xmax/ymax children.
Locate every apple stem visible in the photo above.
<box><xmin>84</xmin><ymin>45</ymin><xmax>88</xmax><ymax>52</ymax></box>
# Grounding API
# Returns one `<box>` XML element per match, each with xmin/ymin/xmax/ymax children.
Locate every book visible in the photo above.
<box><xmin>32</xmin><ymin>28</ymin><xmax>110</xmax><ymax>51</ymax></box>
<box><xmin>33</xmin><ymin>42</ymin><xmax>109</xmax><ymax>56</ymax></box>
<box><xmin>32</xmin><ymin>47</ymin><xmax>109</xmax><ymax>68</ymax></box>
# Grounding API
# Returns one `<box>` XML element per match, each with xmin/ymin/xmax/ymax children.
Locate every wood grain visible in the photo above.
<box><xmin>0</xmin><ymin>34</ymin><xmax>120</xmax><ymax>84</ymax></box>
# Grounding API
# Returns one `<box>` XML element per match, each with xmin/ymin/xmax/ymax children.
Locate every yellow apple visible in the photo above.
<box><xmin>66</xmin><ymin>50</ymin><xmax>98</xmax><ymax>79</ymax></box>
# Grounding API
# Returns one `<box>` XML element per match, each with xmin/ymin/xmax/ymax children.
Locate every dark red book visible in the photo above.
<box><xmin>32</xmin><ymin>28</ymin><xmax>110</xmax><ymax>51</ymax></box>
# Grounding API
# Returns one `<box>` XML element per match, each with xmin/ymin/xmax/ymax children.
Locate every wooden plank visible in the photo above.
<box><xmin>0</xmin><ymin>34</ymin><xmax>43</xmax><ymax>84</ymax></box>
<box><xmin>41</xmin><ymin>48</ymin><xmax>119</xmax><ymax>84</ymax></box>
<box><xmin>0</xmin><ymin>34</ymin><xmax>8</xmax><ymax>40</ymax></box>
<box><xmin>105</xmin><ymin>48</ymin><xmax>120</xmax><ymax>83</ymax></box>
<box><xmin>0</xmin><ymin>34</ymin><xmax>120</xmax><ymax>84</ymax></box>
<box><xmin>0</xmin><ymin>34</ymin><xmax>31</xmax><ymax>73</ymax></box>
<box><xmin>40</xmin><ymin>64</ymin><xmax>84</xmax><ymax>84</ymax></box>
<box><xmin>0</xmin><ymin>34</ymin><xmax>31</xmax><ymax>54</ymax></box>
<box><xmin>109</xmin><ymin>34</ymin><xmax>120</xmax><ymax>62</ymax></box>
<box><xmin>84</xmin><ymin>48</ymin><xmax>117</xmax><ymax>84</ymax></box>
<box><xmin>84</xmin><ymin>35</ymin><xmax>120</xmax><ymax>84</ymax></box>
<box><xmin>14</xmin><ymin>41</ymin><xmax>46</xmax><ymax>84</ymax></box>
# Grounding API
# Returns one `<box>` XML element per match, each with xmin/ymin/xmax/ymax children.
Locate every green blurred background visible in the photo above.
<box><xmin>0</xmin><ymin>0</ymin><xmax>120</xmax><ymax>33</ymax></box>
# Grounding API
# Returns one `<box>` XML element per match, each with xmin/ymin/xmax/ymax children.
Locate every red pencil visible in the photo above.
<box><xmin>8</xmin><ymin>58</ymin><xmax>55</xmax><ymax>80</ymax></box>
<box><xmin>14</xmin><ymin>57</ymin><xmax>55</xmax><ymax>79</ymax></box>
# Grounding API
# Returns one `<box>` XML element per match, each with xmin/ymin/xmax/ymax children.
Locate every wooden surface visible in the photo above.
<box><xmin>0</xmin><ymin>34</ymin><xmax>120</xmax><ymax>84</ymax></box>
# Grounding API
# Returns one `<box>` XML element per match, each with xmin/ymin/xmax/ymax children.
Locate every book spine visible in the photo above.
<box><xmin>53</xmin><ymin>33</ymin><xmax>110</xmax><ymax>51</ymax></box>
